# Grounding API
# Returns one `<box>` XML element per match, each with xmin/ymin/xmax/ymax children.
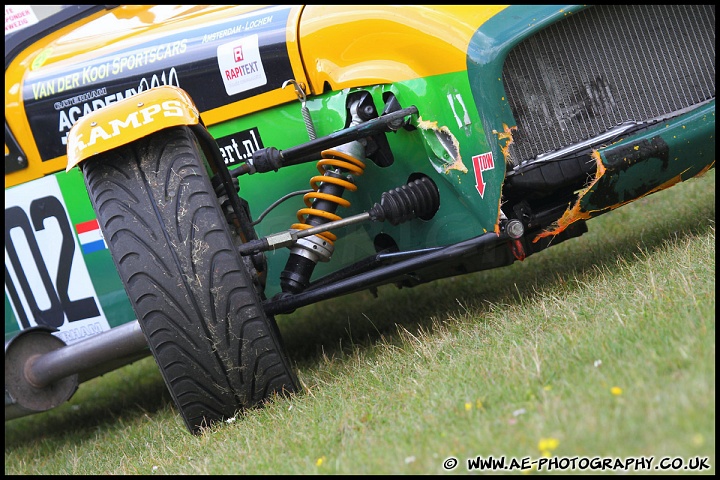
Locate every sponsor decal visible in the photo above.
<box><xmin>5</xmin><ymin>5</ymin><xmax>39</xmax><ymax>35</ymax></box>
<box><xmin>72</xmin><ymin>99</ymin><xmax>185</xmax><ymax>153</ymax></box>
<box><xmin>217</xmin><ymin>34</ymin><xmax>266</xmax><ymax>96</ymax></box>
<box><xmin>234</xmin><ymin>45</ymin><xmax>244</xmax><ymax>62</ymax></box>
<box><xmin>75</xmin><ymin>219</ymin><xmax>107</xmax><ymax>254</ymax></box>
<box><xmin>29</xmin><ymin>41</ymin><xmax>188</xmax><ymax>102</ymax></box>
<box><xmin>201</xmin><ymin>12</ymin><xmax>274</xmax><ymax>44</ymax></box>
<box><xmin>56</xmin><ymin>68</ymin><xmax>180</xmax><ymax>147</ymax></box>
<box><xmin>471</xmin><ymin>152</ymin><xmax>495</xmax><ymax>198</ymax></box>
<box><xmin>110</xmin><ymin>39</ymin><xmax>187</xmax><ymax>76</ymax></box>
<box><xmin>55</xmin><ymin>321</ymin><xmax>104</xmax><ymax>344</ymax></box>
<box><xmin>22</xmin><ymin>6</ymin><xmax>294</xmax><ymax>161</ymax></box>
<box><xmin>215</xmin><ymin>128</ymin><xmax>264</xmax><ymax>166</ymax></box>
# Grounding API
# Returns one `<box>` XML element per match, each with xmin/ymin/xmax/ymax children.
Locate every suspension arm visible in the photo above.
<box><xmin>263</xmin><ymin>231</ymin><xmax>509</xmax><ymax>316</ymax></box>
<box><xmin>239</xmin><ymin>106</ymin><xmax>418</xmax><ymax>175</ymax></box>
<box><xmin>238</xmin><ymin>211</ymin><xmax>372</xmax><ymax>254</ymax></box>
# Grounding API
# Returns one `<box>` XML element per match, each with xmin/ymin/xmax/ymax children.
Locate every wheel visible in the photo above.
<box><xmin>82</xmin><ymin>126</ymin><xmax>298</xmax><ymax>434</ymax></box>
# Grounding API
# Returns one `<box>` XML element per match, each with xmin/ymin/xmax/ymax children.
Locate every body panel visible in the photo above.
<box><xmin>297</xmin><ymin>5</ymin><xmax>509</xmax><ymax>92</ymax></box>
<box><xmin>6</xmin><ymin>5</ymin><xmax>306</xmax><ymax>187</ymax></box>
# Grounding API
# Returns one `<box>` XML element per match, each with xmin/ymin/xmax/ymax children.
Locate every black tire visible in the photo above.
<box><xmin>83</xmin><ymin>126</ymin><xmax>298</xmax><ymax>434</ymax></box>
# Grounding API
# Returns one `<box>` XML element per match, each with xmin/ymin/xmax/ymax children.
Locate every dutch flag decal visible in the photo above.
<box><xmin>75</xmin><ymin>219</ymin><xmax>108</xmax><ymax>254</ymax></box>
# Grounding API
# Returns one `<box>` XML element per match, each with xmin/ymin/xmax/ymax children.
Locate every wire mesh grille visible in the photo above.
<box><xmin>502</xmin><ymin>5</ymin><xmax>715</xmax><ymax>164</ymax></box>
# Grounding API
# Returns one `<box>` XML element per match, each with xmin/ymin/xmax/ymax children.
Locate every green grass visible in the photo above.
<box><xmin>5</xmin><ymin>170</ymin><xmax>715</xmax><ymax>475</ymax></box>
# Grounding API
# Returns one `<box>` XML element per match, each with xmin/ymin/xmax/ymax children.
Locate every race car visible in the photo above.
<box><xmin>5</xmin><ymin>5</ymin><xmax>715</xmax><ymax>434</ymax></box>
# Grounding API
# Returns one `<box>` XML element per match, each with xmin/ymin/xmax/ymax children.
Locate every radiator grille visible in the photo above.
<box><xmin>502</xmin><ymin>5</ymin><xmax>716</xmax><ymax>165</ymax></box>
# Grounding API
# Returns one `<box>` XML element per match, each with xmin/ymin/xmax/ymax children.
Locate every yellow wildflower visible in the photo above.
<box><xmin>611</xmin><ymin>386</ymin><xmax>622</xmax><ymax>396</ymax></box>
<box><xmin>538</xmin><ymin>437</ymin><xmax>559</xmax><ymax>452</ymax></box>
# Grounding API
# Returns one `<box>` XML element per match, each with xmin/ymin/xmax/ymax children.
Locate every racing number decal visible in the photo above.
<box><xmin>5</xmin><ymin>175</ymin><xmax>110</xmax><ymax>344</ymax></box>
<box><xmin>5</xmin><ymin>199</ymin><xmax>100</xmax><ymax>327</ymax></box>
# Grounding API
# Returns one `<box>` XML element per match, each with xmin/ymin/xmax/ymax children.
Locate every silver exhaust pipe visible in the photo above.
<box><xmin>5</xmin><ymin>320</ymin><xmax>149</xmax><ymax>421</ymax></box>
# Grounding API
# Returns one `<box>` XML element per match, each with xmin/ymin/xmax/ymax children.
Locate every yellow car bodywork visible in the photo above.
<box><xmin>5</xmin><ymin>5</ymin><xmax>508</xmax><ymax>188</ymax></box>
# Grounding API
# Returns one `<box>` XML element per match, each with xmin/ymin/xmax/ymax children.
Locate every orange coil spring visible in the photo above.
<box><xmin>291</xmin><ymin>148</ymin><xmax>366</xmax><ymax>244</ymax></box>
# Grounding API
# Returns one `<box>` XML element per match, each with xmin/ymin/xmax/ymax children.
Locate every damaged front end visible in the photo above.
<box><xmin>251</xmin><ymin>4</ymin><xmax>717</xmax><ymax>311</ymax></box>
<box><xmin>470</xmin><ymin>4</ymin><xmax>715</xmax><ymax>251</ymax></box>
<box><xmin>533</xmin><ymin>105</ymin><xmax>715</xmax><ymax>241</ymax></box>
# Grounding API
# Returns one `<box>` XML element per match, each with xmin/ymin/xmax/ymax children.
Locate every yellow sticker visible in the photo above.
<box><xmin>31</xmin><ymin>48</ymin><xmax>53</xmax><ymax>70</ymax></box>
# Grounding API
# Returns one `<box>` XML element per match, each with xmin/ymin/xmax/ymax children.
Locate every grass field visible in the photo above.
<box><xmin>4</xmin><ymin>169</ymin><xmax>715</xmax><ymax>475</ymax></box>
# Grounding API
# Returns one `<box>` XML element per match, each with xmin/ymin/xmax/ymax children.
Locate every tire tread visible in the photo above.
<box><xmin>83</xmin><ymin>126</ymin><xmax>297</xmax><ymax>433</ymax></box>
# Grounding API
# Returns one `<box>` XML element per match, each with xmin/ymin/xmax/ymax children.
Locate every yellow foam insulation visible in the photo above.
<box><xmin>493</xmin><ymin>123</ymin><xmax>517</xmax><ymax>165</ymax></box>
<box><xmin>533</xmin><ymin>149</ymin><xmax>605</xmax><ymax>242</ymax></box>
<box><xmin>417</xmin><ymin>117</ymin><xmax>468</xmax><ymax>173</ymax></box>
<box><xmin>534</xmin><ymin>153</ymin><xmax>715</xmax><ymax>243</ymax></box>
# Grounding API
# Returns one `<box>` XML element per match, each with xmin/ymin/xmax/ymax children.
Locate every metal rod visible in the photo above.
<box><xmin>25</xmin><ymin>320</ymin><xmax>148</xmax><ymax>388</ymax></box>
<box><xmin>263</xmin><ymin>231</ymin><xmax>508</xmax><ymax>315</ymax></box>
<box><xmin>276</xmin><ymin>106</ymin><xmax>417</xmax><ymax>166</ymax></box>
<box><xmin>238</xmin><ymin>211</ymin><xmax>372</xmax><ymax>255</ymax></box>
<box><xmin>294</xmin><ymin>212</ymin><xmax>370</xmax><ymax>239</ymax></box>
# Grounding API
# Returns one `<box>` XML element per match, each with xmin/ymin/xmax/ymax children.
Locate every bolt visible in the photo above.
<box><xmin>506</xmin><ymin>219</ymin><xmax>524</xmax><ymax>239</ymax></box>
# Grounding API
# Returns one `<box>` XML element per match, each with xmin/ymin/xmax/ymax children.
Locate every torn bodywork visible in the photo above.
<box><xmin>534</xmin><ymin>104</ymin><xmax>715</xmax><ymax>241</ymax></box>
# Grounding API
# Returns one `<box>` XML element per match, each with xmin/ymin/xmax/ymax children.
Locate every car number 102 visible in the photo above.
<box><xmin>5</xmin><ymin>175</ymin><xmax>110</xmax><ymax>344</ymax></box>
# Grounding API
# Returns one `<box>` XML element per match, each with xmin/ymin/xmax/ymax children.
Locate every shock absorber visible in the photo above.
<box><xmin>237</xmin><ymin>176</ymin><xmax>441</xmax><ymax>257</ymax></box>
<box><xmin>280</xmin><ymin>99</ymin><xmax>369</xmax><ymax>294</ymax></box>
